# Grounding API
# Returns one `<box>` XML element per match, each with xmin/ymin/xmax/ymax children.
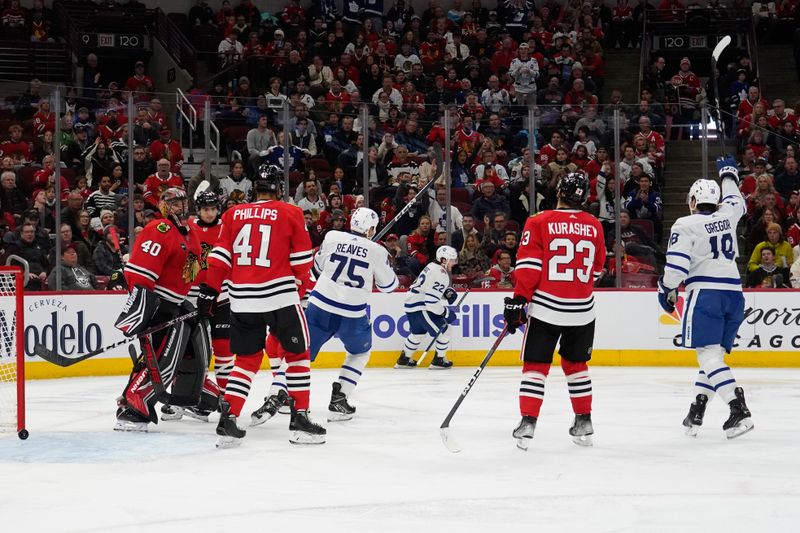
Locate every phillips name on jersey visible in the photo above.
<box><xmin>206</xmin><ymin>199</ymin><xmax>313</xmax><ymax>313</ymax></box>
<box><xmin>514</xmin><ymin>209</ymin><xmax>606</xmax><ymax>326</ymax></box>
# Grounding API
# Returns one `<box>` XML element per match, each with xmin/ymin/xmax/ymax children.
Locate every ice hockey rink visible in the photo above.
<box><xmin>1</xmin><ymin>366</ymin><xmax>797</xmax><ymax>533</ymax></box>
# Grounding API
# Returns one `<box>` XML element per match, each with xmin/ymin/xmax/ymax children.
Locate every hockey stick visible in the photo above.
<box><xmin>710</xmin><ymin>35</ymin><xmax>732</xmax><ymax>155</ymax></box>
<box><xmin>372</xmin><ymin>142</ymin><xmax>442</xmax><ymax>242</ymax></box>
<box><xmin>417</xmin><ymin>289</ymin><xmax>471</xmax><ymax>367</ymax></box>
<box><xmin>33</xmin><ymin>310</ymin><xmax>198</xmax><ymax>367</ymax></box>
<box><xmin>440</xmin><ymin>326</ymin><xmax>509</xmax><ymax>453</ymax></box>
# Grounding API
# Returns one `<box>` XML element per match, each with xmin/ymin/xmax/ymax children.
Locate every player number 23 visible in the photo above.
<box><xmin>548</xmin><ymin>238</ymin><xmax>595</xmax><ymax>283</ymax></box>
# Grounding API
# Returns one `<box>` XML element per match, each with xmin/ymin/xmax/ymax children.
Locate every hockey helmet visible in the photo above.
<box><xmin>436</xmin><ymin>245</ymin><xmax>458</xmax><ymax>265</ymax></box>
<box><xmin>253</xmin><ymin>164</ymin><xmax>282</xmax><ymax>195</ymax></box>
<box><xmin>350</xmin><ymin>207</ymin><xmax>379</xmax><ymax>236</ymax></box>
<box><xmin>556</xmin><ymin>172</ymin><xmax>590</xmax><ymax>206</ymax></box>
<box><xmin>159</xmin><ymin>187</ymin><xmax>188</xmax><ymax>218</ymax></box>
<box><xmin>195</xmin><ymin>190</ymin><xmax>219</xmax><ymax>209</ymax></box>
<box><xmin>687</xmin><ymin>179</ymin><xmax>720</xmax><ymax>212</ymax></box>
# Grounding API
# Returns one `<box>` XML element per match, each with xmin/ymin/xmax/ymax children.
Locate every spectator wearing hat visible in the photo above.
<box><xmin>149</xmin><ymin>127</ymin><xmax>183</xmax><ymax>172</ymax></box>
<box><xmin>92</xmin><ymin>226</ymin><xmax>126</xmax><ymax>276</ymax></box>
<box><xmin>0</xmin><ymin>124</ymin><xmax>32</xmax><ymax>163</ymax></box>
<box><xmin>218</xmin><ymin>31</ymin><xmax>243</xmax><ymax>69</ymax></box>
<box><xmin>124</xmin><ymin>60</ymin><xmax>155</xmax><ymax>96</ymax></box>
<box><xmin>49</xmin><ymin>222</ymin><xmax>92</xmax><ymax>270</ymax></box>
<box><xmin>61</xmin><ymin>125</ymin><xmax>91</xmax><ymax>171</ymax></box>
<box><xmin>509</xmin><ymin>42</ymin><xmax>540</xmax><ymax>107</ymax></box>
<box><xmin>73</xmin><ymin>106</ymin><xmax>95</xmax><ymax>139</ymax></box>
<box><xmin>624</xmin><ymin>172</ymin><xmax>664</xmax><ymax>242</ymax></box>
<box><xmin>748</xmin><ymin>222</ymin><xmax>794</xmax><ymax>271</ymax></box>
<box><xmin>48</xmin><ymin>244</ymin><xmax>99</xmax><ymax>291</ymax></box>
<box><xmin>323</xmin><ymin>208</ymin><xmax>348</xmax><ymax>238</ymax></box>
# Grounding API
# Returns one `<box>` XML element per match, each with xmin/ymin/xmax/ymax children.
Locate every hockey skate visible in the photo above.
<box><xmin>429</xmin><ymin>354</ymin><xmax>453</xmax><ymax>369</ymax></box>
<box><xmin>723</xmin><ymin>387</ymin><xmax>754</xmax><ymax>439</ymax></box>
<box><xmin>569</xmin><ymin>414</ymin><xmax>594</xmax><ymax>447</ymax></box>
<box><xmin>161</xmin><ymin>404</ymin><xmax>213</xmax><ymax>423</ymax></box>
<box><xmin>289</xmin><ymin>399</ymin><xmax>326</xmax><ymax>445</ymax></box>
<box><xmin>328</xmin><ymin>382</ymin><xmax>356</xmax><ymax>422</ymax></box>
<box><xmin>114</xmin><ymin>405</ymin><xmax>149</xmax><ymax>432</ymax></box>
<box><xmin>682</xmin><ymin>394</ymin><xmax>708</xmax><ymax>437</ymax></box>
<box><xmin>216</xmin><ymin>399</ymin><xmax>246</xmax><ymax>449</ymax></box>
<box><xmin>512</xmin><ymin>416</ymin><xmax>537</xmax><ymax>451</ymax></box>
<box><xmin>394</xmin><ymin>352</ymin><xmax>417</xmax><ymax>369</ymax></box>
<box><xmin>250</xmin><ymin>389</ymin><xmax>289</xmax><ymax>427</ymax></box>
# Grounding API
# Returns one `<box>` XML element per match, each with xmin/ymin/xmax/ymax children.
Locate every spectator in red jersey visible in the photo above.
<box><xmin>487</xmin><ymin>249</ymin><xmax>516</xmax><ymax>288</ymax></box>
<box><xmin>785</xmin><ymin>204</ymin><xmax>800</xmax><ymax>247</ymax></box>
<box><xmin>149</xmin><ymin>128</ymin><xmax>183</xmax><ymax>172</ymax></box>
<box><xmin>124</xmin><ymin>61</ymin><xmax>155</xmax><ymax>96</ymax></box>
<box><xmin>143</xmin><ymin>159</ymin><xmax>183</xmax><ymax>208</ymax></box>
<box><xmin>740</xmin><ymin>157</ymin><xmax>772</xmax><ymax>198</ymax></box>
<box><xmin>747</xmin><ymin>174</ymin><xmax>785</xmax><ymax>217</ymax></box>
<box><xmin>563</xmin><ymin>79</ymin><xmax>598</xmax><ymax>124</ymax></box>
<box><xmin>746</xmin><ymin>129</ymin><xmax>771</xmax><ymax>162</ymax></box>
<box><xmin>32</xmin><ymin>100</ymin><xmax>55</xmax><ymax>135</ymax></box>
<box><xmin>737</xmin><ymin>86</ymin><xmax>769</xmax><ymax>126</ymax></box>
<box><xmin>1</xmin><ymin>0</ymin><xmax>27</xmax><ymax>39</ymax></box>
<box><xmin>611</xmin><ymin>0</ymin><xmax>635</xmax><ymax>48</ymax></box>
<box><xmin>31</xmin><ymin>154</ymin><xmax>69</xmax><ymax>200</ymax></box>
<box><xmin>0</xmin><ymin>124</ymin><xmax>32</xmax><ymax>164</ymax></box>
<box><xmin>768</xmin><ymin>99</ymin><xmax>798</xmax><ymax>130</ymax></box>
<box><xmin>407</xmin><ymin>214</ymin><xmax>435</xmax><ymax>268</ymax></box>
<box><xmin>538</xmin><ymin>130</ymin><xmax>567</xmax><ymax>167</ymax></box>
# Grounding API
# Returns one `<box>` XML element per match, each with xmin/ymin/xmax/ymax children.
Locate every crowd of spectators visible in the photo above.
<box><xmin>2</xmin><ymin>0</ymin><xmax>799</xmax><ymax>290</ymax></box>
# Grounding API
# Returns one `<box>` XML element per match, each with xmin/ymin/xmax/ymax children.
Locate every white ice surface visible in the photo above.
<box><xmin>1</xmin><ymin>367</ymin><xmax>798</xmax><ymax>533</ymax></box>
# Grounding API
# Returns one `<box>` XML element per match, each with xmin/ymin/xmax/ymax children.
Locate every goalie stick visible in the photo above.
<box><xmin>33</xmin><ymin>310</ymin><xmax>198</xmax><ymax>367</ymax></box>
<box><xmin>416</xmin><ymin>289</ymin><xmax>471</xmax><ymax>367</ymax></box>
<box><xmin>710</xmin><ymin>35</ymin><xmax>732</xmax><ymax>155</ymax></box>
<box><xmin>440</xmin><ymin>326</ymin><xmax>509</xmax><ymax>453</ymax></box>
<box><xmin>372</xmin><ymin>142</ymin><xmax>443</xmax><ymax>242</ymax></box>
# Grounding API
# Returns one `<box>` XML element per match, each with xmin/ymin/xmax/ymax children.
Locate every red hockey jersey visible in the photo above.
<box><xmin>187</xmin><ymin>217</ymin><xmax>228</xmax><ymax>305</ymax></box>
<box><xmin>124</xmin><ymin>217</ymin><xmax>202</xmax><ymax>304</ymax></box>
<box><xmin>206</xmin><ymin>199</ymin><xmax>313</xmax><ymax>313</ymax></box>
<box><xmin>514</xmin><ymin>209</ymin><xmax>606</xmax><ymax>326</ymax></box>
<box><xmin>143</xmin><ymin>173</ymin><xmax>184</xmax><ymax>207</ymax></box>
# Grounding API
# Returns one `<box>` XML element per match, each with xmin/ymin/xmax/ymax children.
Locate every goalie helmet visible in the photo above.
<box><xmin>159</xmin><ymin>187</ymin><xmax>188</xmax><ymax>219</ymax></box>
<box><xmin>436</xmin><ymin>245</ymin><xmax>458</xmax><ymax>265</ymax></box>
<box><xmin>350</xmin><ymin>207</ymin><xmax>379</xmax><ymax>236</ymax></box>
<box><xmin>687</xmin><ymin>179</ymin><xmax>720</xmax><ymax>212</ymax></box>
<box><xmin>253</xmin><ymin>164</ymin><xmax>282</xmax><ymax>195</ymax></box>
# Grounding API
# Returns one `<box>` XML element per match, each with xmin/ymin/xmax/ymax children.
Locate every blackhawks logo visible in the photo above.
<box><xmin>199</xmin><ymin>242</ymin><xmax>212</xmax><ymax>270</ymax></box>
<box><xmin>182</xmin><ymin>252</ymin><xmax>200</xmax><ymax>283</ymax></box>
<box><xmin>156</xmin><ymin>222</ymin><xmax>170</xmax><ymax>233</ymax></box>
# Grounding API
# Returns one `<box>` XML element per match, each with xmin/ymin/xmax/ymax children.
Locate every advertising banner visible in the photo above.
<box><xmin>15</xmin><ymin>290</ymin><xmax>800</xmax><ymax>379</ymax></box>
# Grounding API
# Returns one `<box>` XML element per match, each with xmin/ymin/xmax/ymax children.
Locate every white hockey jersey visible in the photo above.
<box><xmin>509</xmin><ymin>57</ymin><xmax>539</xmax><ymax>93</ymax></box>
<box><xmin>404</xmin><ymin>263</ymin><xmax>450</xmax><ymax>316</ymax></box>
<box><xmin>308</xmin><ymin>230</ymin><xmax>398</xmax><ymax>318</ymax></box>
<box><xmin>663</xmin><ymin>178</ymin><xmax>746</xmax><ymax>293</ymax></box>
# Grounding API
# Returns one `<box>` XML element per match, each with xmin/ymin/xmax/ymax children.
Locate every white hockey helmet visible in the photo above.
<box><xmin>687</xmin><ymin>179</ymin><xmax>720</xmax><ymax>213</ymax></box>
<box><xmin>436</xmin><ymin>245</ymin><xmax>458</xmax><ymax>265</ymax></box>
<box><xmin>350</xmin><ymin>207</ymin><xmax>379</xmax><ymax>236</ymax></box>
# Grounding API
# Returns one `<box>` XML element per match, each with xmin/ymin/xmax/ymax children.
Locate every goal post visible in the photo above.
<box><xmin>0</xmin><ymin>266</ymin><xmax>26</xmax><ymax>440</ymax></box>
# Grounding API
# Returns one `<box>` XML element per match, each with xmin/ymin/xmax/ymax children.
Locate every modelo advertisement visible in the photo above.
<box><xmin>13</xmin><ymin>291</ymin><xmax>800</xmax><ymax>369</ymax></box>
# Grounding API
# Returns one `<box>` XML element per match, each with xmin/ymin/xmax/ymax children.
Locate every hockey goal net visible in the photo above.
<box><xmin>0</xmin><ymin>267</ymin><xmax>25</xmax><ymax>439</ymax></box>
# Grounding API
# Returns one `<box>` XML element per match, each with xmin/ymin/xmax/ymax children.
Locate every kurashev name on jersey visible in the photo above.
<box><xmin>547</xmin><ymin>221</ymin><xmax>598</xmax><ymax>238</ymax></box>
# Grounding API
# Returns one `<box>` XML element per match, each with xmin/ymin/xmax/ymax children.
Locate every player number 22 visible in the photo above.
<box><xmin>232</xmin><ymin>223</ymin><xmax>272</xmax><ymax>267</ymax></box>
<box><xmin>548</xmin><ymin>238</ymin><xmax>595</xmax><ymax>283</ymax></box>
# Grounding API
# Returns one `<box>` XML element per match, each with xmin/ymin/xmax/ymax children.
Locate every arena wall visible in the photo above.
<box><xmin>14</xmin><ymin>289</ymin><xmax>799</xmax><ymax>379</ymax></box>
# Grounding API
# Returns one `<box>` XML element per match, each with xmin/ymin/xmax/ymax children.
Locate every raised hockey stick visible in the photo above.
<box><xmin>372</xmin><ymin>142</ymin><xmax>443</xmax><ymax>242</ymax></box>
<box><xmin>440</xmin><ymin>326</ymin><xmax>509</xmax><ymax>453</ymax></box>
<box><xmin>710</xmin><ymin>35</ymin><xmax>732</xmax><ymax>155</ymax></box>
<box><xmin>33</xmin><ymin>310</ymin><xmax>198</xmax><ymax>367</ymax></box>
<box><xmin>417</xmin><ymin>289</ymin><xmax>471</xmax><ymax>367</ymax></box>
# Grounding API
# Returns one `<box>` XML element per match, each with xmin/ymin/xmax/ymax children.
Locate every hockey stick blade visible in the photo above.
<box><xmin>440</xmin><ymin>426</ymin><xmax>462</xmax><ymax>453</ymax></box>
<box><xmin>33</xmin><ymin>310</ymin><xmax>198</xmax><ymax>367</ymax></box>
<box><xmin>711</xmin><ymin>35</ymin><xmax>732</xmax><ymax>62</ymax></box>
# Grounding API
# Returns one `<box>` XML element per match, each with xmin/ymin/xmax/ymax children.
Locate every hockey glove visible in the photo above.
<box><xmin>503</xmin><ymin>295</ymin><xmax>528</xmax><ymax>334</ymax></box>
<box><xmin>657</xmin><ymin>278</ymin><xmax>678</xmax><ymax>314</ymax></box>
<box><xmin>443</xmin><ymin>287</ymin><xmax>458</xmax><ymax>305</ymax></box>
<box><xmin>445</xmin><ymin>307</ymin><xmax>458</xmax><ymax>324</ymax></box>
<box><xmin>716</xmin><ymin>155</ymin><xmax>739</xmax><ymax>184</ymax></box>
<box><xmin>197</xmin><ymin>283</ymin><xmax>219</xmax><ymax>320</ymax></box>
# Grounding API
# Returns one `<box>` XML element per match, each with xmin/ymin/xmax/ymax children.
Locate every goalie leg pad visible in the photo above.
<box><xmin>169</xmin><ymin>318</ymin><xmax>212</xmax><ymax>406</ymax></box>
<box><xmin>115</xmin><ymin>285</ymin><xmax>161</xmax><ymax>337</ymax></box>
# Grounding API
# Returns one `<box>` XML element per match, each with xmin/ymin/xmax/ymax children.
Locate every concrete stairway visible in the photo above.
<box><xmin>756</xmin><ymin>44</ymin><xmax>800</xmax><ymax>103</ymax></box>
<box><xmin>602</xmin><ymin>48</ymin><xmax>644</xmax><ymax>103</ymax></box>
